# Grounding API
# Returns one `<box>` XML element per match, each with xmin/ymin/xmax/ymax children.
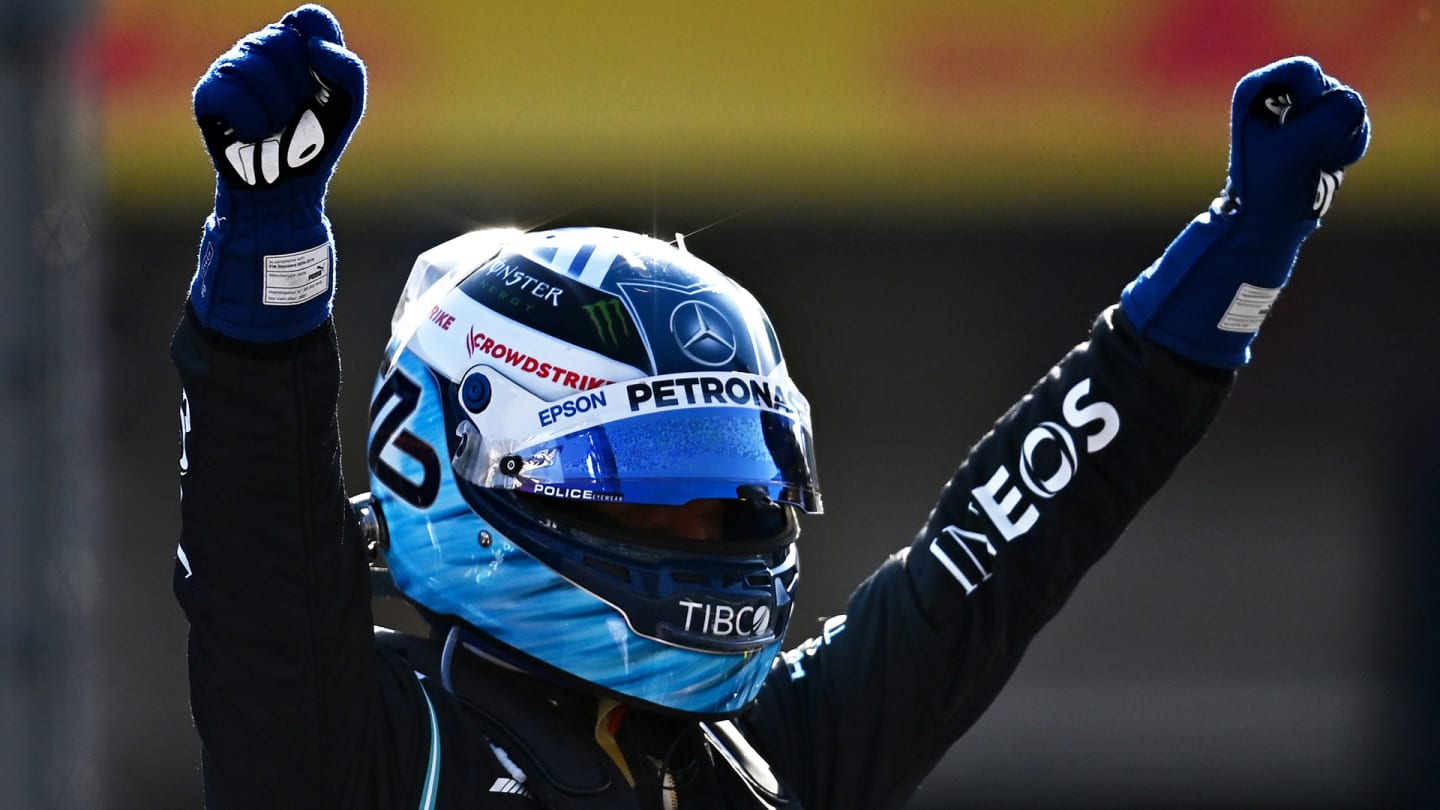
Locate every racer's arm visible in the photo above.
<box><xmin>748</xmin><ymin>306</ymin><xmax>1229</xmax><ymax>809</ymax></box>
<box><xmin>168</xmin><ymin>7</ymin><xmax>410</xmax><ymax>807</ymax></box>
<box><xmin>172</xmin><ymin>318</ymin><xmax>389</xmax><ymax>807</ymax></box>
<box><xmin>743</xmin><ymin>57</ymin><xmax>1370</xmax><ymax>809</ymax></box>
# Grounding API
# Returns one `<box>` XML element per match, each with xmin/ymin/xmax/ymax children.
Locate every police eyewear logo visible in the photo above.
<box><xmin>670</xmin><ymin>300</ymin><xmax>737</xmax><ymax>366</ymax></box>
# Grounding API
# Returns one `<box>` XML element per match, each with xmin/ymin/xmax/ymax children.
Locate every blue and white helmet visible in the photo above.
<box><xmin>364</xmin><ymin>226</ymin><xmax>822</xmax><ymax>716</ymax></box>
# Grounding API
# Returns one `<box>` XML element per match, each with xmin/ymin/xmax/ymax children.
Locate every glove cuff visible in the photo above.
<box><xmin>188</xmin><ymin>211</ymin><xmax>336</xmax><ymax>343</ymax></box>
<box><xmin>1121</xmin><ymin>202</ymin><xmax>1316</xmax><ymax>369</ymax></box>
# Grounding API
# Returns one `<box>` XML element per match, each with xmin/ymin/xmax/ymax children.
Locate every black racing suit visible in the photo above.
<box><xmin>172</xmin><ymin>302</ymin><xmax>1232</xmax><ymax>809</ymax></box>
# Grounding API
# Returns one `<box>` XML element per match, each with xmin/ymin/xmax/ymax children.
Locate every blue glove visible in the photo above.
<box><xmin>1121</xmin><ymin>56</ymin><xmax>1370</xmax><ymax>368</ymax></box>
<box><xmin>188</xmin><ymin>4</ymin><xmax>367</xmax><ymax>342</ymax></box>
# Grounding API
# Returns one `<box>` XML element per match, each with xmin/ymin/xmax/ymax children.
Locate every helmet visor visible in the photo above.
<box><xmin>451</xmin><ymin>370</ymin><xmax>822</xmax><ymax>513</ymax></box>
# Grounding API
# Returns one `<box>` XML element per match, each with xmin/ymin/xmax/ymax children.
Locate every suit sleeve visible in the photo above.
<box><xmin>171</xmin><ymin>310</ymin><xmax>414</xmax><ymax>808</ymax></box>
<box><xmin>743</xmin><ymin>306</ymin><xmax>1235</xmax><ymax>809</ymax></box>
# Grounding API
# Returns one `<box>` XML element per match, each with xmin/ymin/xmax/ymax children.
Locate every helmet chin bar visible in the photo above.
<box><xmin>432</xmin><ymin>620</ymin><xmax>760</xmax><ymax>721</ymax></box>
<box><xmin>468</xmin><ymin>484</ymin><xmax>800</xmax><ymax>655</ymax></box>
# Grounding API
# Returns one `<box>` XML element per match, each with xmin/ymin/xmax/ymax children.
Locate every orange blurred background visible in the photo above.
<box><xmin>98</xmin><ymin>0</ymin><xmax>1437</xmax><ymax>216</ymax></box>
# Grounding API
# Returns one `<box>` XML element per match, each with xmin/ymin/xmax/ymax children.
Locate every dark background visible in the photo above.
<box><xmin>105</xmin><ymin>202</ymin><xmax>1438</xmax><ymax>808</ymax></box>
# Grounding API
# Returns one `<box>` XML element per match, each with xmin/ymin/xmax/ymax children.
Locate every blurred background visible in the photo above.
<box><xmin>3</xmin><ymin>0</ymin><xmax>1437</xmax><ymax>807</ymax></box>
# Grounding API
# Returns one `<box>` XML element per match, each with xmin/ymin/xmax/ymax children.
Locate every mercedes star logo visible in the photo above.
<box><xmin>670</xmin><ymin>300</ymin><xmax>738</xmax><ymax>366</ymax></box>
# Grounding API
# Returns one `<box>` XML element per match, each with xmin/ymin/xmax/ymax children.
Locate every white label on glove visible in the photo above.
<box><xmin>263</xmin><ymin>244</ymin><xmax>331</xmax><ymax>306</ymax></box>
<box><xmin>1217</xmin><ymin>282</ymin><xmax>1282</xmax><ymax>333</ymax></box>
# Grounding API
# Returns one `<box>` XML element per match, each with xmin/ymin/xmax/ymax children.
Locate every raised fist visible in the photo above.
<box><xmin>194</xmin><ymin>4</ymin><xmax>366</xmax><ymax>193</ymax></box>
<box><xmin>188</xmin><ymin>5</ymin><xmax>367</xmax><ymax>343</ymax></box>
<box><xmin>1120</xmin><ymin>57</ymin><xmax>1372</xmax><ymax>369</ymax></box>
<box><xmin>1225</xmin><ymin>56</ymin><xmax>1370</xmax><ymax>221</ymax></box>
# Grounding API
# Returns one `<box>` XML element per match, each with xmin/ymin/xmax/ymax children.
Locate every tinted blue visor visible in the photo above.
<box><xmin>451</xmin><ymin>370</ymin><xmax>823</xmax><ymax>513</ymax></box>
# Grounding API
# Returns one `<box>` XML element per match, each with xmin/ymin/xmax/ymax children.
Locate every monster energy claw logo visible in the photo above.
<box><xmin>583</xmin><ymin>300</ymin><xmax>631</xmax><ymax>346</ymax></box>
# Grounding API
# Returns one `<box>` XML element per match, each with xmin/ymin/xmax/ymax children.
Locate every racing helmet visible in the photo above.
<box><xmin>362</xmin><ymin>226</ymin><xmax>822</xmax><ymax>716</ymax></box>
